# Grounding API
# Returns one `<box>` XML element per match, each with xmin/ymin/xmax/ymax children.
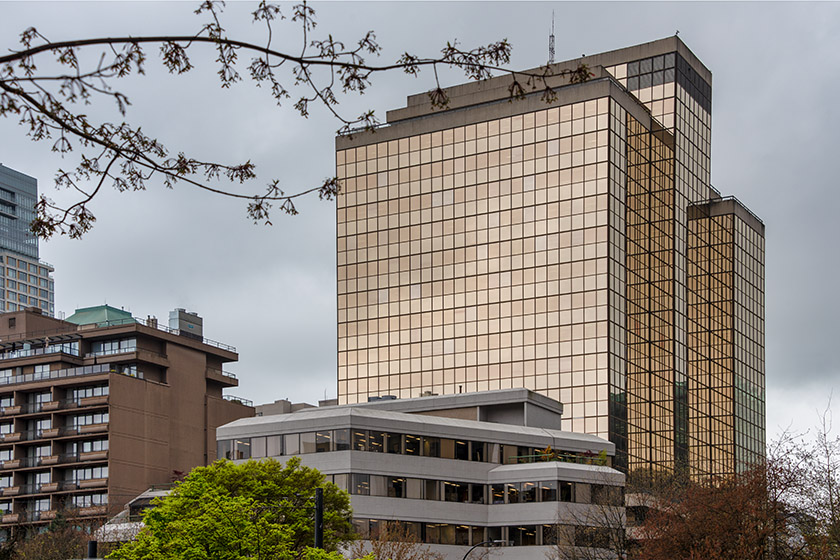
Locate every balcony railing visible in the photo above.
<box><xmin>223</xmin><ymin>395</ymin><xmax>253</xmax><ymax>407</ymax></box>
<box><xmin>0</xmin><ymin>363</ymin><xmax>111</xmax><ymax>387</ymax></box>
<box><xmin>0</xmin><ymin>315</ymin><xmax>236</xmax><ymax>353</ymax></box>
<box><xmin>0</xmin><ymin>346</ymin><xmax>80</xmax><ymax>361</ymax></box>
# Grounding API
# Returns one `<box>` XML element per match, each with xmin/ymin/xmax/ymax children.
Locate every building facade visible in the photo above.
<box><xmin>0</xmin><ymin>305</ymin><xmax>253</xmax><ymax>536</ymax></box>
<box><xmin>335</xmin><ymin>37</ymin><xmax>765</xmax><ymax>478</ymax></box>
<box><xmin>0</xmin><ymin>163</ymin><xmax>55</xmax><ymax>316</ymax></box>
<box><xmin>218</xmin><ymin>389</ymin><xmax>624</xmax><ymax>559</ymax></box>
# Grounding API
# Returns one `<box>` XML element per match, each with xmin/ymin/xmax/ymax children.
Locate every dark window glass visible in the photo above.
<box><xmin>369</xmin><ymin>431</ymin><xmax>385</xmax><ymax>453</ymax></box>
<box><xmin>653</xmin><ymin>54</ymin><xmax>665</xmax><ymax>71</ymax></box>
<box><xmin>521</xmin><ymin>481</ymin><xmax>537</xmax><ymax>503</ymax></box>
<box><xmin>560</xmin><ymin>481</ymin><xmax>573</xmax><ymax>502</ymax></box>
<box><xmin>439</xmin><ymin>524</ymin><xmax>455</xmax><ymax>545</ymax></box>
<box><xmin>425</xmin><ymin>523</ymin><xmax>441</xmax><ymax>544</ymax></box>
<box><xmin>388</xmin><ymin>477</ymin><xmax>405</xmax><ymax>498</ymax></box>
<box><xmin>640</xmin><ymin>57</ymin><xmax>652</xmax><ymax>74</ymax></box>
<box><xmin>424</xmin><ymin>479</ymin><xmax>439</xmax><ymax>501</ymax></box>
<box><xmin>334</xmin><ymin>429</ymin><xmax>351</xmax><ymax>451</ymax></box>
<box><xmin>315</xmin><ymin>431</ymin><xmax>332</xmax><ymax>453</ymax></box>
<box><xmin>540</xmin><ymin>480</ymin><xmax>557</xmax><ymax>502</ymax></box>
<box><xmin>404</xmin><ymin>434</ymin><xmax>421</xmax><ymax>455</ymax></box>
<box><xmin>627</xmin><ymin>61</ymin><xmax>639</xmax><ymax>76</ymax></box>
<box><xmin>664</xmin><ymin>52</ymin><xmax>676</xmax><ymax>69</ymax></box>
<box><xmin>491</xmin><ymin>484</ymin><xmax>505</xmax><ymax>504</ymax></box>
<box><xmin>639</xmin><ymin>73</ymin><xmax>652</xmax><ymax>89</ymax></box>
<box><xmin>592</xmin><ymin>484</ymin><xmax>623</xmax><ymax>506</ymax></box>
<box><xmin>454</xmin><ymin>440</ymin><xmax>469</xmax><ymax>461</ymax></box>
<box><xmin>386</xmin><ymin>433</ymin><xmax>402</xmax><ymax>454</ymax></box>
<box><xmin>486</xmin><ymin>526</ymin><xmax>502</xmax><ymax>542</ymax></box>
<box><xmin>455</xmin><ymin>525</ymin><xmax>470</xmax><ymax>546</ymax></box>
<box><xmin>507</xmin><ymin>482</ymin><xmax>519</xmax><ymax>504</ymax></box>
<box><xmin>423</xmin><ymin>437</ymin><xmax>441</xmax><ymax>458</ymax></box>
<box><xmin>627</xmin><ymin>76</ymin><xmax>639</xmax><ymax>91</ymax></box>
<box><xmin>470</xmin><ymin>441</ymin><xmax>486</xmax><ymax>462</ymax></box>
<box><xmin>352</xmin><ymin>474</ymin><xmax>370</xmax><ymax>495</ymax></box>
<box><xmin>470</xmin><ymin>483</ymin><xmax>484</xmax><ymax>504</ymax></box>
<box><xmin>352</xmin><ymin>430</ymin><xmax>368</xmax><ymax>451</ymax></box>
<box><xmin>652</xmin><ymin>70</ymin><xmax>665</xmax><ymax>87</ymax></box>
<box><xmin>664</xmin><ymin>68</ymin><xmax>675</xmax><ymax>83</ymax></box>
<box><xmin>509</xmin><ymin>525</ymin><xmax>537</xmax><ymax>546</ymax></box>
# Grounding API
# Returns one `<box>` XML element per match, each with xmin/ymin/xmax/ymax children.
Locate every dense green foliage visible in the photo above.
<box><xmin>109</xmin><ymin>457</ymin><xmax>354</xmax><ymax>560</ymax></box>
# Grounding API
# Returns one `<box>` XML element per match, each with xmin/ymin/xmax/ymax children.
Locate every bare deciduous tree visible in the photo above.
<box><xmin>0</xmin><ymin>1</ymin><xmax>591</xmax><ymax>238</ymax></box>
<box><xmin>349</xmin><ymin>521</ymin><xmax>444</xmax><ymax>560</ymax></box>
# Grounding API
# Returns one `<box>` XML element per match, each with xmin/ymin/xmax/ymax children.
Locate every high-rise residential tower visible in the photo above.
<box><xmin>0</xmin><ymin>164</ymin><xmax>55</xmax><ymax>316</ymax></box>
<box><xmin>335</xmin><ymin>37</ymin><xmax>765</xmax><ymax>478</ymax></box>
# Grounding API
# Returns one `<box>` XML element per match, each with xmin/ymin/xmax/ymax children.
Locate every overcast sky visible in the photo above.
<box><xmin>1</xmin><ymin>1</ymin><xmax>837</xmax><ymax>443</ymax></box>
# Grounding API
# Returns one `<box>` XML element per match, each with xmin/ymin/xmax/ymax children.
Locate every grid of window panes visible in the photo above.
<box><xmin>0</xmin><ymin>166</ymin><xmax>39</xmax><ymax>260</ymax></box>
<box><xmin>624</xmin><ymin>115</ymin><xmax>681</xmax><ymax>474</ymax></box>
<box><xmin>0</xmin><ymin>253</ymin><xmax>55</xmax><ymax>315</ymax></box>
<box><xmin>733</xmin><ymin>218</ymin><xmax>765</xmax><ymax>469</ymax></box>
<box><xmin>351</xmin><ymin>518</ymin><xmax>621</xmax><ymax>548</ymax></box>
<box><xmin>337</xmin><ymin>98</ymin><xmax>617</xmax><ymax>439</ymax></box>
<box><xmin>687</xmin><ymin>211</ymin><xmax>737</xmax><ymax>476</ymax></box>
<box><xmin>606</xmin><ymin>100</ymin><xmax>629</xmax><ymax>470</ymax></box>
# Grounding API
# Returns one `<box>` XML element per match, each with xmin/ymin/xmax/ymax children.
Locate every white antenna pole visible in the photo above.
<box><xmin>548</xmin><ymin>10</ymin><xmax>556</xmax><ymax>64</ymax></box>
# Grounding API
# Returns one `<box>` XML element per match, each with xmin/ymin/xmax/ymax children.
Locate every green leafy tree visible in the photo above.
<box><xmin>109</xmin><ymin>457</ymin><xmax>354</xmax><ymax>560</ymax></box>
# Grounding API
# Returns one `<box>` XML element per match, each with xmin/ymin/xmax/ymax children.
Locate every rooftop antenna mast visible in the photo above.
<box><xmin>548</xmin><ymin>11</ymin><xmax>555</xmax><ymax>64</ymax></box>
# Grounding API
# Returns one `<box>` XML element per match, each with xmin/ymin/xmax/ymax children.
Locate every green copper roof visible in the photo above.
<box><xmin>65</xmin><ymin>305</ymin><xmax>136</xmax><ymax>327</ymax></box>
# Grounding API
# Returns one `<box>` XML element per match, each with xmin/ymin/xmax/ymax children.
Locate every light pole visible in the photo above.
<box><xmin>462</xmin><ymin>539</ymin><xmax>507</xmax><ymax>560</ymax></box>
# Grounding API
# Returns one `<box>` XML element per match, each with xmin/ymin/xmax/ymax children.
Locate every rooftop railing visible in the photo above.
<box><xmin>0</xmin><ymin>316</ymin><xmax>236</xmax><ymax>353</ymax></box>
<box><xmin>223</xmin><ymin>395</ymin><xmax>254</xmax><ymax>407</ymax></box>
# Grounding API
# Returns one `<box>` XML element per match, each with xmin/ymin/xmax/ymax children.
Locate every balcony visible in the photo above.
<box><xmin>206</xmin><ymin>368</ymin><xmax>238</xmax><ymax>387</ymax></box>
<box><xmin>1</xmin><ymin>513</ymin><xmax>18</xmax><ymax>524</ymax></box>
<box><xmin>79</xmin><ymin>478</ymin><xmax>107</xmax><ymax>489</ymax></box>
<box><xmin>0</xmin><ymin>459</ymin><xmax>19</xmax><ymax>470</ymax></box>
<box><xmin>20</xmin><ymin>428</ymin><xmax>58</xmax><ymax>441</ymax></box>
<box><xmin>78</xmin><ymin>505</ymin><xmax>107</xmax><ymax>516</ymax></box>
<box><xmin>79</xmin><ymin>450</ymin><xmax>108</xmax><ymax>461</ymax></box>
<box><xmin>0</xmin><ymin>433</ymin><xmax>20</xmax><ymax>443</ymax></box>
<box><xmin>2</xmin><ymin>486</ymin><xmax>19</xmax><ymax>497</ymax></box>
<box><xmin>19</xmin><ymin>482</ymin><xmax>58</xmax><ymax>495</ymax></box>
<box><xmin>79</xmin><ymin>423</ymin><xmax>108</xmax><ymax>435</ymax></box>
<box><xmin>0</xmin><ymin>363</ymin><xmax>111</xmax><ymax>388</ymax></box>
<box><xmin>0</xmin><ymin>406</ymin><xmax>20</xmax><ymax>416</ymax></box>
<box><xmin>17</xmin><ymin>455</ymin><xmax>59</xmax><ymax>468</ymax></box>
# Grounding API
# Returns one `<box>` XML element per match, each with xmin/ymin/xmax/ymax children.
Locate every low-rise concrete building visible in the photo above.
<box><xmin>218</xmin><ymin>389</ymin><xmax>624</xmax><ymax>559</ymax></box>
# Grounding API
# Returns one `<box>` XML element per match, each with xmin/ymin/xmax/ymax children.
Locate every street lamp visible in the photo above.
<box><xmin>462</xmin><ymin>539</ymin><xmax>507</xmax><ymax>560</ymax></box>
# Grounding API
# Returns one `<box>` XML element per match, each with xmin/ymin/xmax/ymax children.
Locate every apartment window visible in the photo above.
<box><xmin>0</xmin><ymin>475</ymin><xmax>12</xmax><ymax>488</ymax></box>
<box><xmin>91</xmin><ymin>338</ymin><xmax>136</xmax><ymax>356</ymax></box>
<box><xmin>69</xmin><ymin>412</ymin><xmax>109</xmax><ymax>428</ymax></box>
<box><xmin>6</xmin><ymin>318</ymin><xmax>14</xmax><ymax>329</ymax></box>
<box><xmin>72</xmin><ymin>493</ymin><xmax>107</xmax><ymax>508</ymax></box>
<box><xmin>67</xmin><ymin>466</ymin><xmax>108</xmax><ymax>481</ymax></box>
<box><xmin>0</xmin><ymin>423</ymin><xmax>13</xmax><ymax>435</ymax></box>
<box><xmin>0</xmin><ymin>449</ymin><xmax>11</xmax><ymax>462</ymax></box>
<box><xmin>67</xmin><ymin>439</ymin><xmax>108</xmax><ymax>455</ymax></box>
<box><xmin>68</xmin><ymin>385</ymin><xmax>109</xmax><ymax>401</ymax></box>
<box><xmin>0</xmin><ymin>396</ymin><xmax>12</xmax><ymax>408</ymax></box>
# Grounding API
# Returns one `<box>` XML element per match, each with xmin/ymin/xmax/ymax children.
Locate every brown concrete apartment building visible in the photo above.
<box><xmin>0</xmin><ymin>305</ymin><xmax>253</xmax><ymax>535</ymax></box>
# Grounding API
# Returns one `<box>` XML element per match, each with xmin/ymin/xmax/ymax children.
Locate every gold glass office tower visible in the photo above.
<box><xmin>335</xmin><ymin>37</ymin><xmax>765</xmax><ymax>478</ymax></box>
